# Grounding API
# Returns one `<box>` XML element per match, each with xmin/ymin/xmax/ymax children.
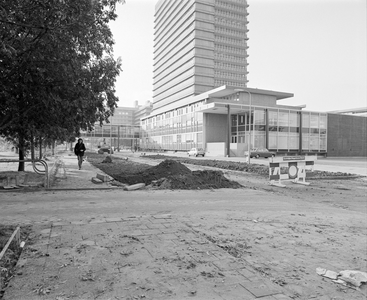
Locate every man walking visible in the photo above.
<box><xmin>74</xmin><ymin>138</ymin><xmax>86</xmax><ymax>170</ymax></box>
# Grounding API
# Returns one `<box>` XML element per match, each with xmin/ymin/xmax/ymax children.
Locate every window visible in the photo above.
<box><xmin>310</xmin><ymin>113</ymin><xmax>319</xmax><ymax>128</ymax></box>
<box><xmin>254</xmin><ymin>109</ymin><xmax>265</xmax><ymax>125</ymax></box>
<box><xmin>268</xmin><ymin>110</ymin><xmax>278</xmax><ymax>126</ymax></box>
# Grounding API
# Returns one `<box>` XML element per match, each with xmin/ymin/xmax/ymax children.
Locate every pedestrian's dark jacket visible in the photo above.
<box><xmin>74</xmin><ymin>142</ymin><xmax>86</xmax><ymax>156</ymax></box>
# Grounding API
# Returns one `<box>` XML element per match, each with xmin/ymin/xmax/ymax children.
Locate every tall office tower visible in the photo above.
<box><xmin>153</xmin><ymin>0</ymin><xmax>249</xmax><ymax>111</ymax></box>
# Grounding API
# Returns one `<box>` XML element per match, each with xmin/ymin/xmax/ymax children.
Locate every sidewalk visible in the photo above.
<box><xmin>50</xmin><ymin>154</ymin><xmax>116</xmax><ymax>190</ymax></box>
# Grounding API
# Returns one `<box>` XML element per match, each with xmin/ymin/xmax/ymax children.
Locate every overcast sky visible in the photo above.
<box><xmin>109</xmin><ymin>0</ymin><xmax>366</xmax><ymax>112</ymax></box>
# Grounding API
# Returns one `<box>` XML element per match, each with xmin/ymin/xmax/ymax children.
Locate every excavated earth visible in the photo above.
<box><xmin>88</xmin><ymin>154</ymin><xmax>243</xmax><ymax>189</ymax></box>
<box><xmin>86</xmin><ymin>153</ymin><xmax>359</xmax><ymax>191</ymax></box>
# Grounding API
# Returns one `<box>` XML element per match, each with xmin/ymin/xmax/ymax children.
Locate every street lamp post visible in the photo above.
<box><xmin>235</xmin><ymin>89</ymin><xmax>252</xmax><ymax>164</ymax></box>
<box><xmin>110</xmin><ymin>119</ymin><xmax>113</xmax><ymax>154</ymax></box>
<box><xmin>245</xmin><ymin>90</ymin><xmax>252</xmax><ymax>165</ymax></box>
<box><xmin>226</xmin><ymin>104</ymin><xmax>231</xmax><ymax>157</ymax></box>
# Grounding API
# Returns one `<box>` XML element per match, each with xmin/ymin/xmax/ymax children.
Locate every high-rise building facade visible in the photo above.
<box><xmin>153</xmin><ymin>0</ymin><xmax>249</xmax><ymax>111</ymax></box>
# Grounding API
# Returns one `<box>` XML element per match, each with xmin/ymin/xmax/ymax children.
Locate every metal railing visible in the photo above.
<box><xmin>0</xmin><ymin>159</ymin><xmax>49</xmax><ymax>188</ymax></box>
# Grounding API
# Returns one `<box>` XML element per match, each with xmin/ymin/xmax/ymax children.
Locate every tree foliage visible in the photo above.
<box><xmin>0</xmin><ymin>0</ymin><xmax>123</xmax><ymax>169</ymax></box>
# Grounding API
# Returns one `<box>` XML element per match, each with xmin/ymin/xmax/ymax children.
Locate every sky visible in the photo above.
<box><xmin>109</xmin><ymin>0</ymin><xmax>366</xmax><ymax>112</ymax></box>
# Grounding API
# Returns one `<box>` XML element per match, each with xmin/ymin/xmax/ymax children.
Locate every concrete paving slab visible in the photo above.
<box><xmin>241</xmin><ymin>279</ymin><xmax>283</xmax><ymax>298</ymax></box>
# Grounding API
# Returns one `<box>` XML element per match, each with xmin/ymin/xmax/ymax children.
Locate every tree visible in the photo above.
<box><xmin>0</xmin><ymin>0</ymin><xmax>123</xmax><ymax>170</ymax></box>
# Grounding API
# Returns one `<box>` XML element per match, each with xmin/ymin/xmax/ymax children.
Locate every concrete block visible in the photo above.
<box><xmin>124</xmin><ymin>183</ymin><xmax>145</xmax><ymax>191</ymax></box>
<box><xmin>96</xmin><ymin>173</ymin><xmax>111</xmax><ymax>182</ymax></box>
<box><xmin>91</xmin><ymin>177</ymin><xmax>103</xmax><ymax>184</ymax></box>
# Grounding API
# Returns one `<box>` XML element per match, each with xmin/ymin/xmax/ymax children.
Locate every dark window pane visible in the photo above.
<box><xmin>269</xmin><ymin>126</ymin><xmax>277</xmax><ymax>132</ymax></box>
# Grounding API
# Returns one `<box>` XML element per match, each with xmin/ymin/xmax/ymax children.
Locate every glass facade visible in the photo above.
<box><xmin>141</xmin><ymin>102</ymin><xmax>328</xmax><ymax>155</ymax></box>
<box><xmin>141</xmin><ymin>101</ymin><xmax>205</xmax><ymax>151</ymax></box>
<box><xmin>81</xmin><ymin>124</ymin><xmax>140</xmax><ymax>150</ymax></box>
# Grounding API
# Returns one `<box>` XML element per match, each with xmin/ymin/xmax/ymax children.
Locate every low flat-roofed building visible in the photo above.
<box><xmin>141</xmin><ymin>85</ymin><xmax>329</xmax><ymax>157</ymax></box>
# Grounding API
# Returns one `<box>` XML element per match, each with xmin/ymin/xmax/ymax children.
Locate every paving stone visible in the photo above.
<box><xmin>159</xmin><ymin>227</ymin><xmax>182</xmax><ymax>234</ymax></box>
<box><xmin>145</xmin><ymin>222</ymin><xmax>166</xmax><ymax>229</ymax></box>
<box><xmin>88</xmin><ymin>219</ymin><xmax>106</xmax><ymax>224</ymax></box>
<box><xmin>52</xmin><ymin>222</ymin><xmax>70</xmax><ymax>226</ymax></box>
<box><xmin>272</xmin><ymin>294</ymin><xmax>294</xmax><ymax>300</ymax></box>
<box><xmin>211</xmin><ymin>249</ymin><xmax>234</xmax><ymax>260</ymax></box>
<box><xmin>105</xmin><ymin>217</ymin><xmax>123</xmax><ymax>222</ymax></box>
<box><xmin>70</xmin><ymin>220</ymin><xmax>88</xmax><ymax>225</ymax></box>
<box><xmin>213</xmin><ymin>283</ymin><xmax>256</xmax><ymax>299</ymax></box>
<box><xmin>240</xmin><ymin>279</ymin><xmax>283</xmax><ymax>298</ymax></box>
<box><xmin>236</xmin><ymin>267</ymin><xmax>257</xmax><ymax>280</ymax></box>
<box><xmin>139</xmin><ymin>228</ymin><xmax>163</xmax><ymax>235</ymax></box>
<box><xmin>40</xmin><ymin>228</ymin><xmax>51</xmax><ymax>234</ymax></box>
<box><xmin>125</xmin><ymin>230</ymin><xmax>144</xmax><ymax>236</ymax></box>
<box><xmin>152</xmin><ymin>214</ymin><xmax>172</xmax><ymax>219</ymax></box>
<box><xmin>189</xmin><ymin>251</ymin><xmax>219</xmax><ymax>263</ymax></box>
<box><xmin>156</xmin><ymin>233</ymin><xmax>178</xmax><ymax>240</ymax></box>
<box><xmin>161</xmin><ymin>222</ymin><xmax>186</xmax><ymax>228</ymax></box>
<box><xmin>212</xmin><ymin>258</ymin><xmax>245</xmax><ymax>271</ymax></box>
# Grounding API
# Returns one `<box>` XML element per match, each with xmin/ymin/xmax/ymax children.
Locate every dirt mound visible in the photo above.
<box><xmin>113</xmin><ymin>159</ymin><xmax>242</xmax><ymax>190</ymax></box>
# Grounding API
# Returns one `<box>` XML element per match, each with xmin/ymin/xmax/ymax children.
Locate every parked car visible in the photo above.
<box><xmin>98</xmin><ymin>145</ymin><xmax>113</xmax><ymax>154</ymax></box>
<box><xmin>188</xmin><ymin>147</ymin><xmax>205</xmax><ymax>157</ymax></box>
<box><xmin>245</xmin><ymin>148</ymin><xmax>275</xmax><ymax>158</ymax></box>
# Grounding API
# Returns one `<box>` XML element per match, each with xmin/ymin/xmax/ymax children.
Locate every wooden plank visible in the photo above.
<box><xmin>0</xmin><ymin>226</ymin><xmax>20</xmax><ymax>261</ymax></box>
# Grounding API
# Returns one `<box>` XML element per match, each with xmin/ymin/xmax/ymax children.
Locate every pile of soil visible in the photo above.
<box><xmin>143</xmin><ymin>155</ymin><xmax>270</xmax><ymax>175</ymax></box>
<box><xmin>113</xmin><ymin>159</ymin><xmax>242</xmax><ymax>190</ymax></box>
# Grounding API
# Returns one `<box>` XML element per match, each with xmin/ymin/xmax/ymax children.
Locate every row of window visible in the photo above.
<box><xmin>214</xmin><ymin>17</ymin><xmax>247</xmax><ymax>29</ymax></box>
<box><xmin>143</xmin><ymin>103</ymin><xmax>204</xmax><ymax>125</ymax></box>
<box><xmin>231</xmin><ymin>133</ymin><xmax>326</xmax><ymax>151</ymax></box>
<box><xmin>215</xmin><ymin>72</ymin><xmax>247</xmax><ymax>80</ymax></box>
<box><xmin>215</xmin><ymin>62</ymin><xmax>247</xmax><ymax>70</ymax></box>
<box><xmin>145</xmin><ymin>116</ymin><xmax>203</xmax><ymax>130</ymax></box>
<box><xmin>229</xmin><ymin>110</ymin><xmax>327</xmax><ymax>129</ymax></box>
<box><xmin>215</xmin><ymin>80</ymin><xmax>247</xmax><ymax>87</ymax></box>
<box><xmin>215</xmin><ymin>44</ymin><xmax>246</xmax><ymax>55</ymax></box>
<box><xmin>215</xmin><ymin>26</ymin><xmax>247</xmax><ymax>37</ymax></box>
<box><xmin>143</xmin><ymin>133</ymin><xmax>203</xmax><ymax>150</ymax></box>
<box><xmin>215</xmin><ymin>1</ymin><xmax>248</xmax><ymax>13</ymax></box>
<box><xmin>145</xmin><ymin>125</ymin><xmax>204</xmax><ymax>137</ymax></box>
<box><xmin>232</xmin><ymin>125</ymin><xmax>327</xmax><ymax>134</ymax></box>
<box><xmin>214</xmin><ymin>52</ymin><xmax>247</xmax><ymax>62</ymax></box>
<box><xmin>216</xmin><ymin>0</ymin><xmax>249</xmax><ymax>6</ymax></box>
<box><xmin>215</xmin><ymin>35</ymin><xmax>247</xmax><ymax>45</ymax></box>
<box><xmin>215</xmin><ymin>8</ymin><xmax>248</xmax><ymax>20</ymax></box>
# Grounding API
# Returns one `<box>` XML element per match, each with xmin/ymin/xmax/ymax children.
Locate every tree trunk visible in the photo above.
<box><xmin>39</xmin><ymin>137</ymin><xmax>42</xmax><ymax>159</ymax></box>
<box><xmin>30</xmin><ymin>133</ymin><xmax>35</xmax><ymax>160</ymax></box>
<box><xmin>18</xmin><ymin>136</ymin><xmax>25</xmax><ymax>171</ymax></box>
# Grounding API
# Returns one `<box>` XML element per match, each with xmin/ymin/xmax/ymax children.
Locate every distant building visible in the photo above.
<box><xmin>80</xmin><ymin>101</ymin><xmax>153</xmax><ymax>150</ymax></box>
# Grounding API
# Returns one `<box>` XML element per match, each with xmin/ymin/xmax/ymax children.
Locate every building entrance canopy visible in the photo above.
<box><xmin>198</xmin><ymin>102</ymin><xmax>251</xmax><ymax>115</ymax></box>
